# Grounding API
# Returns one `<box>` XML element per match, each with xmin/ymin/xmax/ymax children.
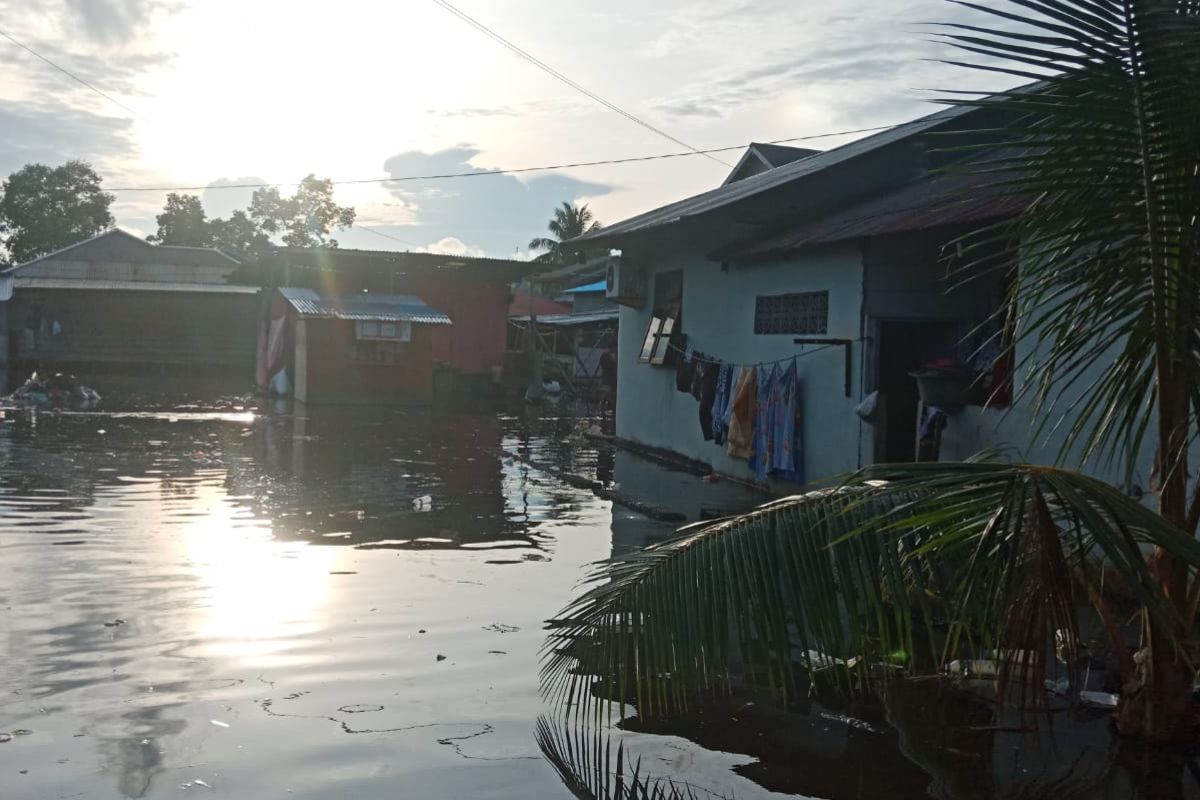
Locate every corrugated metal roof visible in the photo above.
<box><xmin>279</xmin><ymin>287</ymin><xmax>451</xmax><ymax>325</ymax></box>
<box><xmin>13</xmin><ymin>278</ymin><xmax>260</xmax><ymax>294</ymax></box>
<box><xmin>510</xmin><ymin>309</ymin><xmax>619</xmax><ymax>327</ymax></box>
<box><xmin>563</xmin><ymin>280</ymin><xmax>606</xmax><ymax>294</ymax></box>
<box><xmin>575</xmin><ymin>103</ymin><xmax>976</xmax><ymax>244</ymax></box>
<box><xmin>7</xmin><ymin>229</ymin><xmax>242</xmax><ymax>271</ymax></box>
<box><xmin>720</xmin><ymin>169</ymin><xmax>1028</xmax><ymax>260</ymax></box>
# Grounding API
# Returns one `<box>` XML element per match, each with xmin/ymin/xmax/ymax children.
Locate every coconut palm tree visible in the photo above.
<box><xmin>529</xmin><ymin>202</ymin><xmax>602</xmax><ymax>264</ymax></box>
<box><xmin>544</xmin><ymin>0</ymin><xmax>1200</xmax><ymax>744</ymax></box>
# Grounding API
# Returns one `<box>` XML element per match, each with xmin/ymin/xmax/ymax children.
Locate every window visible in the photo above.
<box><xmin>347</xmin><ymin>339</ymin><xmax>406</xmax><ymax>365</ymax></box>
<box><xmin>638</xmin><ymin>270</ymin><xmax>684</xmax><ymax>366</ymax></box>
<box><xmin>754</xmin><ymin>291</ymin><xmax>828</xmax><ymax>335</ymax></box>
<box><xmin>356</xmin><ymin>320</ymin><xmax>411</xmax><ymax>342</ymax></box>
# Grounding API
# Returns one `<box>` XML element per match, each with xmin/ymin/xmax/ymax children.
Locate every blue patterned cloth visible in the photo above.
<box><xmin>710</xmin><ymin>363</ymin><xmax>734</xmax><ymax>443</ymax></box>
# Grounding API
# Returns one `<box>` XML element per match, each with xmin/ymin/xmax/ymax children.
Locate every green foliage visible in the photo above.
<box><xmin>529</xmin><ymin>202</ymin><xmax>602</xmax><ymax>264</ymax></box>
<box><xmin>147</xmin><ymin>193</ymin><xmax>213</xmax><ymax>247</ymax></box>
<box><xmin>544</xmin><ymin>462</ymin><xmax>1200</xmax><ymax>719</ymax></box>
<box><xmin>0</xmin><ymin>160</ymin><xmax>114</xmax><ymax>263</ymax></box>
<box><xmin>145</xmin><ymin>175</ymin><xmax>355</xmax><ymax>259</ymax></box>
<box><xmin>249</xmin><ymin>174</ymin><xmax>356</xmax><ymax>248</ymax></box>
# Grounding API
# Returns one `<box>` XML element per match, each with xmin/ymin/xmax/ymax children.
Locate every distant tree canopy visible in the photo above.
<box><xmin>0</xmin><ymin>160</ymin><xmax>114</xmax><ymax>264</ymax></box>
<box><xmin>529</xmin><ymin>202</ymin><xmax>602</xmax><ymax>264</ymax></box>
<box><xmin>148</xmin><ymin>174</ymin><xmax>355</xmax><ymax>258</ymax></box>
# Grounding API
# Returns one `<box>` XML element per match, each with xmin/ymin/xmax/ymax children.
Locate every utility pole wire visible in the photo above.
<box><xmin>427</xmin><ymin>0</ymin><xmax>730</xmax><ymax>167</ymax></box>
<box><xmin>108</xmin><ymin>125</ymin><xmax>896</xmax><ymax>192</ymax></box>
<box><xmin>0</xmin><ymin>26</ymin><xmax>146</xmax><ymax>120</ymax></box>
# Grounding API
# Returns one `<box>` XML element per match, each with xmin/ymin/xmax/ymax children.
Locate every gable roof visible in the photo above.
<box><xmin>575</xmin><ymin>102</ymin><xmax>978</xmax><ymax>246</ymax></box>
<box><xmin>722</xmin><ymin>142</ymin><xmax>820</xmax><ymax>185</ymax></box>
<box><xmin>7</xmin><ymin>228</ymin><xmax>242</xmax><ymax>273</ymax></box>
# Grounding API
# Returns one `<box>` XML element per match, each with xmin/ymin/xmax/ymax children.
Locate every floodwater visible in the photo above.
<box><xmin>0</xmin><ymin>400</ymin><xmax>1197</xmax><ymax>800</ymax></box>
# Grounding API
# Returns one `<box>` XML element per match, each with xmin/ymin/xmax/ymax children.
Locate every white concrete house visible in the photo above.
<box><xmin>577</xmin><ymin>103</ymin><xmax>1153</xmax><ymax>494</ymax></box>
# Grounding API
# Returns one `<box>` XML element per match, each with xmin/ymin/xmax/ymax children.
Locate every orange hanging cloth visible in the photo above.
<box><xmin>725</xmin><ymin>367</ymin><xmax>758</xmax><ymax>460</ymax></box>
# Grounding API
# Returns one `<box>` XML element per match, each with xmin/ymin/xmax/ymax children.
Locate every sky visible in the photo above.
<box><xmin>0</xmin><ymin>0</ymin><xmax>1008</xmax><ymax>259</ymax></box>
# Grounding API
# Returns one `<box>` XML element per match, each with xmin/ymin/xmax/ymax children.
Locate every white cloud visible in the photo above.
<box><xmin>412</xmin><ymin>237</ymin><xmax>486</xmax><ymax>258</ymax></box>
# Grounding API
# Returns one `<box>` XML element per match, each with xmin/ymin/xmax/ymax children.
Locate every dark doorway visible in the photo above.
<box><xmin>875</xmin><ymin>320</ymin><xmax>959</xmax><ymax>462</ymax></box>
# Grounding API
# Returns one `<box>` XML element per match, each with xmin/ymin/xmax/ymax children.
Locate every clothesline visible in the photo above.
<box><xmin>665</xmin><ymin>338</ymin><xmax>862</xmax><ymax>370</ymax></box>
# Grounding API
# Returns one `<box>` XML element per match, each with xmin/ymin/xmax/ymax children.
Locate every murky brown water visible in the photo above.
<box><xmin>0</xmin><ymin>401</ymin><xmax>1196</xmax><ymax>799</ymax></box>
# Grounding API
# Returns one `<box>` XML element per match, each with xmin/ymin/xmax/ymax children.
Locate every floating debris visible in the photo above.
<box><xmin>436</xmin><ymin>654</ymin><xmax>447</xmax><ymax>662</ymax></box>
<box><xmin>209</xmin><ymin>720</ymin><xmax>230</xmax><ymax>728</ymax></box>
<box><xmin>338</xmin><ymin>704</ymin><xmax>383</xmax><ymax>714</ymax></box>
<box><xmin>482</xmin><ymin>623</ymin><xmax>520</xmax><ymax>634</ymax></box>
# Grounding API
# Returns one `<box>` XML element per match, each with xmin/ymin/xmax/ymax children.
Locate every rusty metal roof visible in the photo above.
<box><xmin>719</xmin><ymin>170</ymin><xmax>1029</xmax><ymax>260</ymax></box>
<box><xmin>279</xmin><ymin>287</ymin><xmax>451</xmax><ymax>325</ymax></box>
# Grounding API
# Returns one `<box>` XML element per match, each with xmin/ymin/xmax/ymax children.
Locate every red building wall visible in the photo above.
<box><xmin>403</xmin><ymin>278</ymin><xmax>510</xmax><ymax>376</ymax></box>
<box><xmin>301</xmin><ymin>318</ymin><xmax>435</xmax><ymax>405</ymax></box>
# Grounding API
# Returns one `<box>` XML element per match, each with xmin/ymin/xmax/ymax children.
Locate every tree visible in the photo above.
<box><xmin>0</xmin><ymin>160</ymin><xmax>114</xmax><ymax>263</ymax></box>
<box><xmin>147</xmin><ymin>193</ymin><xmax>213</xmax><ymax>247</ymax></box>
<box><xmin>528</xmin><ymin>202</ymin><xmax>602</xmax><ymax>264</ymax></box>
<box><xmin>249</xmin><ymin>174</ymin><xmax>355</xmax><ymax>248</ymax></box>
<box><xmin>545</xmin><ymin>0</ymin><xmax>1200</xmax><ymax>746</ymax></box>
<box><xmin>209</xmin><ymin>210</ymin><xmax>272</xmax><ymax>259</ymax></box>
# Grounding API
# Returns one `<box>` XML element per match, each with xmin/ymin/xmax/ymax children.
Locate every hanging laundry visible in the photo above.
<box><xmin>690</xmin><ymin>353</ymin><xmax>708</xmax><ymax>400</ymax></box>
<box><xmin>772</xmin><ymin>361</ymin><xmax>804</xmax><ymax>483</ymax></box>
<box><xmin>698</xmin><ymin>358</ymin><xmax>722</xmax><ymax>442</ymax></box>
<box><xmin>710</xmin><ymin>363</ymin><xmax>734</xmax><ymax>444</ymax></box>
<box><xmin>726</xmin><ymin>367</ymin><xmax>758</xmax><ymax>459</ymax></box>
<box><xmin>675</xmin><ymin>350</ymin><xmax>695</xmax><ymax>393</ymax></box>
<box><xmin>752</xmin><ymin>365</ymin><xmax>779</xmax><ymax>481</ymax></box>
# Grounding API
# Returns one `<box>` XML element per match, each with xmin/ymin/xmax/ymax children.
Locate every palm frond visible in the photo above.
<box><xmin>535</xmin><ymin>718</ymin><xmax>701</xmax><ymax>800</ymax></box>
<box><xmin>542</xmin><ymin>461</ymin><xmax>1200</xmax><ymax>718</ymax></box>
<box><xmin>932</xmin><ymin>1</ymin><xmax>1200</xmax><ymax>487</ymax></box>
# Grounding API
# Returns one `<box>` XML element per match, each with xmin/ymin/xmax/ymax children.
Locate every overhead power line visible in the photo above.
<box><xmin>107</xmin><ymin>125</ymin><xmax>896</xmax><ymax>192</ymax></box>
<box><xmin>427</xmin><ymin>0</ymin><xmax>729</xmax><ymax>167</ymax></box>
<box><xmin>0</xmin><ymin>26</ymin><xmax>145</xmax><ymax>120</ymax></box>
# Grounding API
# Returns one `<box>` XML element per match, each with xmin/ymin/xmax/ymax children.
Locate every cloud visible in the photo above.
<box><xmin>426</xmin><ymin>106</ymin><xmax>521</xmax><ymax>119</ymax></box>
<box><xmin>411</xmin><ymin>237</ymin><xmax>486</xmax><ymax>258</ymax></box>
<box><xmin>378</xmin><ymin>147</ymin><xmax>613</xmax><ymax>258</ymax></box>
<box><xmin>653</xmin><ymin>100</ymin><xmax>723</xmax><ymax>119</ymax></box>
<box><xmin>199</xmin><ymin>177</ymin><xmax>269</xmax><ymax>220</ymax></box>
<box><xmin>0</xmin><ymin>101</ymin><xmax>136</xmax><ymax>177</ymax></box>
<box><xmin>1</xmin><ymin>0</ymin><xmax>180</xmax><ymax>44</ymax></box>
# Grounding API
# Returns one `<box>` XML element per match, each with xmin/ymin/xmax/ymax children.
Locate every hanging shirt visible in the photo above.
<box><xmin>772</xmin><ymin>361</ymin><xmax>800</xmax><ymax>478</ymax></box>
<box><xmin>675</xmin><ymin>351</ymin><xmax>695</xmax><ymax>393</ymax></box>
<box><xmin>698</xmin><ymin>359</ymin><xmax>722</xmax><ymax>442</ymax></box>
<box><xmin>710</xmin><ymin>363</ymin><xmax>733</xmax><ymax>444</ymax></box>
<box><xmin>726</xmin><ymin>368</ymin><xmax>757</xmax><ymax>459</ymax></box>
<box><xmin>752</xmin><ymin>365</ymin><xmax>779</xmax><ymax>481</ymax></box>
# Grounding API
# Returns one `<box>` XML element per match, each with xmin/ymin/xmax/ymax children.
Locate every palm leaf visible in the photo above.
<box><xmin>929</xmin><ymin>1</ymin><xmax>1200</xmax><ymax>493</ymax></box>
<box><xmin>542</xmin><ymin>461</ymin><xmax>1200</xmax><ymax>719</ymax></box>
<box><xmin>535</xmin><ymin>717</ymin><xmax>701</xmax><ymax>800</ymax></box>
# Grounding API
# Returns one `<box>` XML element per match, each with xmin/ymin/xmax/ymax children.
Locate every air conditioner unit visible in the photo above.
<box><xmin>604</xmin><ymin>256</ymin><xmax>644</xmax><ymax>308</ymax></box>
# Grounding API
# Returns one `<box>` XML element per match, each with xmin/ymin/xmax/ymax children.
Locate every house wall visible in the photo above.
<box><xmin>400</xmin><ymin>277</ymin><xmax>509</xmax><ymax>377</ymax></box>
<box><xmin>299</xmin><ymin>318</ymin><xmax>435</xmax><ymax>406</ymax></box>
<box><xmin>616</xmin><ymin>243</ymin><xmax>871</xmax><ymax>484</ymax></box>
<box><xmin>6</xmin><ymin>289</ymin><xmax>258</xmax><ymax>381</ymax></box>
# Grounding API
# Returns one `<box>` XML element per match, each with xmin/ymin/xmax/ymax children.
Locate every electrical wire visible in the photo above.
<box><xmin>107</xmin><ymin>125</ymin><xmax>897</xmax><ymax>193</ymax></box>
<box><xmin>0</xmin><ymin>26</ymin><xmax>145</xmax><ymax>120</ymax></box>
<box><xmin>427</xmin><ymin>0</ymin><xmax>730</xmax><ymax>167</ymax></box>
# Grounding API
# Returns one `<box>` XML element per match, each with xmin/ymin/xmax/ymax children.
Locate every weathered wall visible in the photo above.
<box><xmin>616</xmin><ymin>243</ymin><xmax>870</xmax><ymax>484</ymax></box>
<box><xmin>300</xmin><ymin>318</ymin><xmax>435</xmax><ymax>406</ymax></box>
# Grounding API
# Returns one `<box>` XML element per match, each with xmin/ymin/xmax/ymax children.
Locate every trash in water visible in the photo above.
<box><xmin>412</xmin><ymin>495</ymin><xmax>433</xmax><ymax>511</ymax></box>
<box><xmin>180</xmin><ymin>778</ymin><xmax>213</xmax><ymax>790</ymax></box>
<box><xmin>5</xmin><ymin>371</ymin><xmax>100</xmax><ymax>411</ymax></box>
<box><xmin>338</xmin><ymin>704</ymin><xmax>383</xmax><ymax>714</ymax></box>
<box><xmin>482</xmin><ymin>623</ymin><xmax>520</xmax><ymax>634</ymax></box>
<box><xmin>210</xmin><ymin>720</ymin><xmax>230</xmax><ymax>728</ymax></box>
<box><xmin>436</xmin><ymin>654</ymin><xmax>447</xmax><ymax>662</ymax></box>
<box><xmin>0</xmin><ymin>733</ymin><xmax>11</xmax><ymax>744</ymax></box>
<box><xmin>102</xmin><ymin>619</ymin><xmax>126</xmax><ymax>628</ymax></box>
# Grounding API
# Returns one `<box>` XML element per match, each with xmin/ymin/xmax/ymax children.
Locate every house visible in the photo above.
<box><xmin>0</xmin><ymin>229</ymin><xmax>259</xmax><ymax>390</ymax></box>
<box><xmin>250</xmin><ymin>247</ymin><xmax>534</xmax><ymax>399</ymax></box>
<box><xmin>572</xmin><ymin>100</ymin><xmax>1096</xmax><ymax>489</ymax></box>
<box><xmin>261</xmin><ymin>288</ymin><xmax>451</xmax><ymax>406</ymax></box>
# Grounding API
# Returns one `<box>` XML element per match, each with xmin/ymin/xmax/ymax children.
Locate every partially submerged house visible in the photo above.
<box><xmin>0</xmin><ymin>229</ymin><xmax>259</xmax><ymax>387</ymax></box>
<box><xmin>250</xmin><ymin>248</ymin><xmax>532</xmax><ymax>399</ymax></box>
<box><xmin>261</xmin><ymin>288</ymin><xmax>451</xmax><ymax>406</ymax></box>
<box><xmin>574</xmin><ymin>102</ymin><xmax>1061</xmax><ymax>488</ymax></box>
